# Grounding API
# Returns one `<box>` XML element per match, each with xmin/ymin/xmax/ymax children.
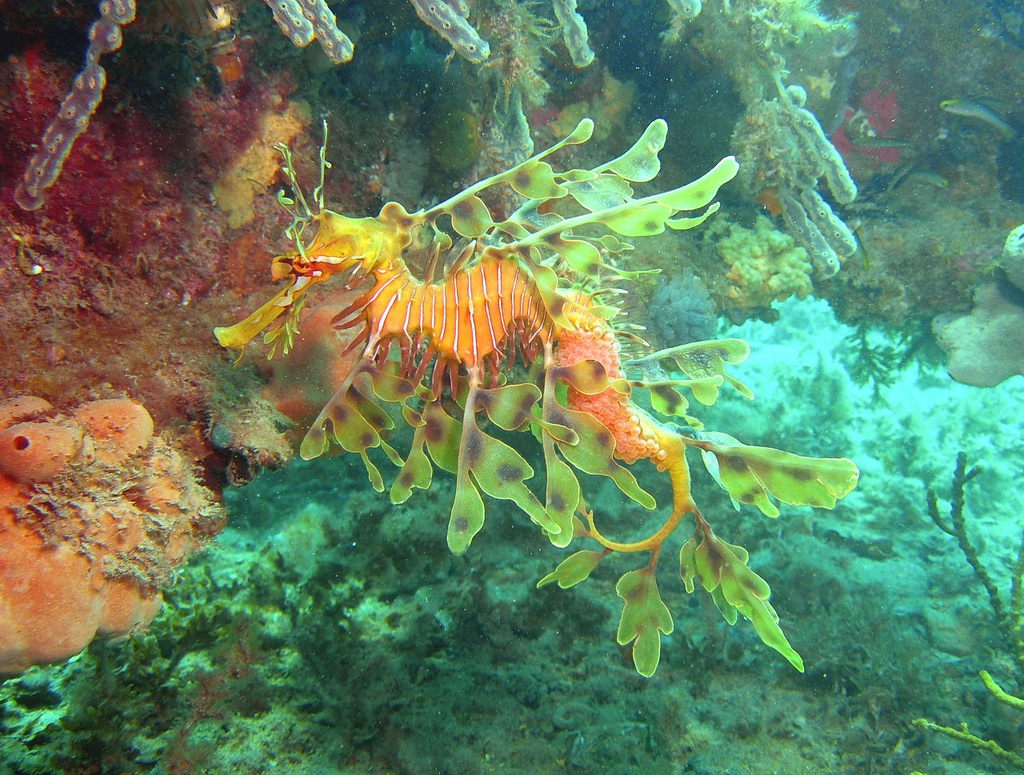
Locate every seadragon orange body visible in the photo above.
<box><xmin>216</xmin><ymin>119</ymin><xmax>859</xmax><ymax>676</ymax></box>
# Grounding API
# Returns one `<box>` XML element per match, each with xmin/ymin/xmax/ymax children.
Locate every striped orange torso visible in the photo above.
<box><xmin>357</xmin><ymin>254</ymin><xmax>557</xmax><ymax>368</ymax></box>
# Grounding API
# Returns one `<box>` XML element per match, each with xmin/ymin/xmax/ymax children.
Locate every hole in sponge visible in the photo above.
<box><xmin>12</xmin><ymin>435</ymin><xmax>30</xmax><ymax>451</ymax></box>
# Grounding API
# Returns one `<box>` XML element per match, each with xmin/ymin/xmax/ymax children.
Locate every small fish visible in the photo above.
<box><xmin>851</xmin><ymin>136</ymin><xmax>911</xmax><ymax>150</ymax></box>
<box><xmin>851</xmin><ymin>228</ymin><xmax>870</xmax><ymax>271</ymax></box>
<box><xmin>903</xmin><ymin>170</ymin><xmax>949</xmax><ymax>189</ymax></box>
<box><xmin>940</xmin><ymin>99</ymin><xmax>1017</xmax><ymax>139</ymax></box>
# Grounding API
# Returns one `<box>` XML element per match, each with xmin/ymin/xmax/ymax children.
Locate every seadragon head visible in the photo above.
<box><xmin>215</xmin><ymin>130</ymin><xmax>412</xmax><ymax>356</ymax></box>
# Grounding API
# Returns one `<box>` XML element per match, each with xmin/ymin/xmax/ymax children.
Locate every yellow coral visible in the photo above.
<box><xmin>718</xmin><ymin>216</ymin><xmax>814</xmax><ymax>308</ymax></box>
<box><xmin>549</xmin><ymin>72</ymin><xmax>635</xmax><ymax>141</ymax></box>
<box><xmin>212</xmin><ymin>98</ymin><xmax>312</xmax><ymax>229</ymax></box>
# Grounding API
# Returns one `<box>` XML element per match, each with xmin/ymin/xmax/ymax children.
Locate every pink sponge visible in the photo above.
<box><xmin>935</xmin><ymin>283</ymin><xmax>1024</xmax><ymax>387</ymax></box>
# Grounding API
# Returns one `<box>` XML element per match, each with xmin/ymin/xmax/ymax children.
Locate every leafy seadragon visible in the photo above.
<box><xmin>216</xmin><ymin>118</ymin><xmax>859</xmax><ymax>676</ymax></box>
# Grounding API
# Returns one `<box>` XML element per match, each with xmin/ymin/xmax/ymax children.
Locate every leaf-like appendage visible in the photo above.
<box><xmin>347</xmin><ymin>382</ymin><xmax>397</xmax><ymax>441</ymax></box>
<box><xmin>300</xmin><ymin>424</ymin><xmax>329</xmax><ymax>460</ymax></box>
<box><xmin>637</xmin><ymin>339</ymin><xmax>752</xmax><ymax>406</ymax></box>
<box><xmin>468</xmin><ymin>428</ymin><xmax>554</xmax><ymax>534</ymax></box>
<box><xmin>543</xmin><ymin>234</ymin><xmax>603</xmax><ymax>277</ymax></box>
<box><xmin>448</xmin><ymin>470</ymin><xmax>485</xmax><ymax>555</ymax></box>
<box><xmin>700</xmin><ymin>432</ymin><xmax>860</xmax><ymax>517</ymax></box>
<box><xmin>476</xmin><ymin>383</ymin><xmax>541</xmax><ymax>431</ymax></box>
<box><xmin>657</xmin><ymin>157</ymin><xmax>739</xmax><ymax>211</ymax></box>
<box><xmin>449</xmin><ymin>194</ymin><xmax>495</xmax><ymax>238</ymax></box>
<box><xmin>645</xmin><ymin>381</ymin><xmax>691</xmax><ymax>418</ymax></box>
<box><xmin>615</xmin><ymin>567</ymin><xmax>674</xmax><ymax>677</ymax></box>
<box><xmin>565</xmin><ymin>174</ymin><xmax>635</xmax><ymax>213</ymax></box>
<box><xmin>369</xmin><ymin>362</ymin><xmax>419</xmax><ymax>404</ymax></box>
<box><xmin>519</xmin><ymin>258</ymin><xmax>575</xmax><ymax>330</ymax></box>
<box><xmin>544</xmin><ymin>396</ymin><xmax>656</xmax><ymax>509</ymax></box>
<box><xmin>682</xmin><ymin>526</ymin><xmax>804</xmax><ymax>671</ymax></box>
<box><xmin>391</xmin><ymin>419</ymin><xmax>433</xmax><ymax>504</ymax></box>
<box><xmin>262</xmin><ymin>295</ymin><xmax>305</xmax><ymax>359</ymax></box>
<box><xmin>666</xmin><ymin>202</ymin><xmax>721</xmax><ymax>232</ymax></box>
<box><xmin>508</xmin><ymin>160</ymin><xmax>565</xmax><ymax>200</ymax></box>
<box><xmin>321</xmin><ymin>391</ymin><xmax>379</xmax><ymax>455</ymax></box>
<box><xmin>560</xmin><ymin>117</ymin><xmax>595</xmax><ymax>146</ymax></box>
<box><xmin>313</xmin><ymin>378</ymin><xmax>402</xmax><ymax>491</ymax></box>
<box><xmin>541</xmin><ymin>434</ymin><xmax>581</xmax><ymax>547</ymax></box>
<box><xmin>358</xmin><ymin>450</ymin><xmax>385</xmax><ymax>493</ymax></box>
<box><xmin>553</xmin><ymin>358</ymin><xmax>626</xmax><ymax>397</ymax></box>
<box><xmin>449</xmin><ymin>386</ymin><xmax>560</xmax><ymax>545</ymax></box>
<box><xmin>538</xmin><ymin>549</ymin><xmax>605</xmax><ymax>589</ymax></box>
<box><xmin>597</xmin><ymin>234</ymin><xmax>634</xmax><ymax>253</ymax></box>
<box><xmin>510</xmin><ymin>149</ymin><xmax>736</xmax><ymax>282</ymax></box>
<box><xmin>596</xmin><ymin>119</ymin><xmax>667</xmax><ymax>183</ymax></box>
<box><xmin>422</xmin><ymin>402</ymin><xmax>461</xmax><ymax>474</ymax></box>
<box><xmin>600</xmin><ymin>202</ymin><xmax>675</xmax><ymax>237</ymax></box>
<box><xmin>640</xmin><ymin>377</ymin><xmax>723</xmax><ymax>419</ymax></box>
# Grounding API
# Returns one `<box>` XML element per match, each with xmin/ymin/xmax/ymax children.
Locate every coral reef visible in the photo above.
<box><xmin>3</xmin><ymin>0</ymin><xmax>1024</xmax><ymax>771</ymax></box>
<box><xmin>715</xmin><ymin>215</ymin><xmax>814</xmax><ymax>309</ymax></box>
<box><xmin>0</xmin><ymin>396</ymin><xmax>223</xmax><ymax>675</ymax></box>
<box><xmin>732</xmin><ymin>77</ymin><xmax>858</xmax><ymax>276</ymax></box>
<box><xmin>14</xmin><ymin>0</ymin><xmax>137</xmax><ymax>210</ymax></box>
<box><xmin>668</xmin><ymin>0</ymin><xmax>860</xmax><ymax>280</ymax></box>
<box><xmin>11</xmin><ymin>0</ymin><xmax>597</xmax><ymax>212</ymax></box>
<box><xmin>1</xmin><ymin>296</ymin><xmax>1023</xmax><ymax>773</ymax></box>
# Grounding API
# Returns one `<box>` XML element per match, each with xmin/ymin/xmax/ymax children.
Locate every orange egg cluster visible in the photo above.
<box><xmin>0</xmin><ymin>396</ymin><xmax>223</xmax><ymax>674</ymax></box>
<box><xmin>556</xmin><ymin>327</ymin><xmax>668</xmax><ymax>467</ymax></box>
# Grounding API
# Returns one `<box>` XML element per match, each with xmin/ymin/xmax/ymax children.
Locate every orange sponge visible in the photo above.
<box><xmin>0</xmin><ymin>395</ymin><xmax>223</xmax><ymax>674</ymax></box>
<box><xmin>0</xmin><ymin>421</ymin><xmax>82</xmax><ymax>483</ymax></box>
<box><xmin>75</xmin><ymin>398</ymin><xmax>154</xmax><ymax>465</ymax></box>
<box><xmin>0</xmin><ymin>396</ymin><xmax>52</xmax><ymax>429</ymax></box>
<box><xmin>260</xmin><ymin>291</ymin><xmax>365</xmax><ymax>427</ymax></box>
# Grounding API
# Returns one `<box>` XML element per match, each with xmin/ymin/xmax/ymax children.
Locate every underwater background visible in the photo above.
<box><xmin>2</xmin><ymin>0</ymin><xmax>1024</xmax><ymax>772</ymax></box>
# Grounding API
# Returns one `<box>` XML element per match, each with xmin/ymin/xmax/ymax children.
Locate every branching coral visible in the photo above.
<box><xmin>840</xmin><ymin>322</ymin><xmax>921</xmax><ymax>399</ymax></box>
<box><xmin>915</xmin><ymin>453</ymin><xmax>1024</xmax><ymax>770</ymax></box>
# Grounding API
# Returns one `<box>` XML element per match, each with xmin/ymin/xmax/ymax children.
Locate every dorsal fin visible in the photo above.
<box><xmin>444</xmin><ymin>239</ymin><xmax>478</xmax><ymax>277</ymax></box>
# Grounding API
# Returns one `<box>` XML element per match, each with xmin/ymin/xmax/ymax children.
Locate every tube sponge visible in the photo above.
<box><xmin>0</xmin><ymin>395</ymin><xmax>223</xmax><ymax>674</ymax></box>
